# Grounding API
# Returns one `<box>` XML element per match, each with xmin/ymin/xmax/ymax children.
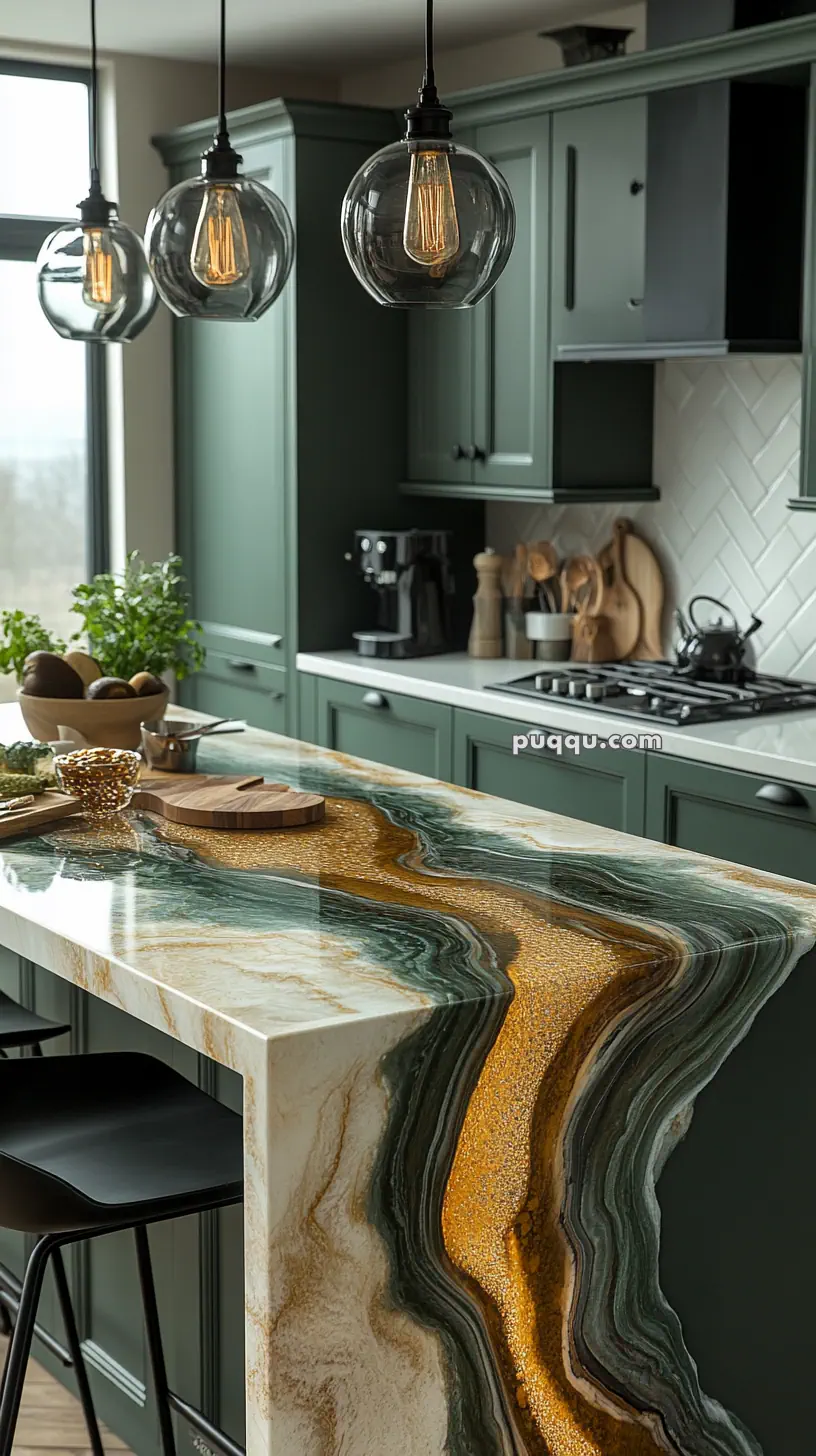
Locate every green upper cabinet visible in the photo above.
<box><xmin>405</xmin><ymin>113</ymin><xmax>552</xmax><ymax>494</ymax></box>
<box><xmin>551</xmin><ymin>98</ymin><xmax>647</xmax><ymax>353</ymax></box>
<box><xmin>471</xmin><ymin>115</ymin><xmax>552</xmax><ymax>493</ymax></box>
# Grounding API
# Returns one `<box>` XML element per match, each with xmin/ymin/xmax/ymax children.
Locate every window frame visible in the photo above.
<box><xmin>0</xmin><ymin>56</ymin><xmax>109</xmax><ymax>577</ymax></box>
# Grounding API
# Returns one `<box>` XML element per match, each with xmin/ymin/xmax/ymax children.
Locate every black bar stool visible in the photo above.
<box><xmin>0</xmin><ymin>1051</ymin><xmax>245</xmax><ymax>1456</ymax></box>
<box><xmin>0</xmin><ymin>990</ymin><xmax>83</xmax><ymax>1377</ymax></box>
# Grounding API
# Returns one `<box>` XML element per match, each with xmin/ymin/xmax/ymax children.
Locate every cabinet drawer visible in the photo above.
<box><xmin>453</xmin><ymin>709</ymin><xmax>646</xmax><ymax>834</ymax></box>
<box><xmin>316</xmin><ymin>678</ymin><xmax>453</xmax><ymax>780</ymax></box>
<box><xmin>645</xmin><ymin>755</ymin><xmax>816</xmax><ymax>881</ymax></box>
<box><xmin>188</xmin><ymin>653</ymin><xmax>287</xmax><ymax>734</ymax></box>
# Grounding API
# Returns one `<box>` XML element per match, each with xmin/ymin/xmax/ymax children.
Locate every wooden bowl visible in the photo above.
<box><xmin>18</xmin><ymin>688</ymin><xmax>170</xmax><ymax>751</ymax></box>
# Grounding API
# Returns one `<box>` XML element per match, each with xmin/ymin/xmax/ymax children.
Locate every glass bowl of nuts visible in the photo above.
<box><xmin>54</xmin><ymin>747</ymin><xmax>141</xmax><ymax>820</ymax></box>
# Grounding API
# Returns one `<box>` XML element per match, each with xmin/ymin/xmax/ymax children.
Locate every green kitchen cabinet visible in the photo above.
<box><xmin>190</xmin><ymin>653</ymin><xmax>288</xmax><ymax>734</ymax></box>
<box><xmin>551</xmin><ymin>98</ymin><xmax>647</xmax><ymax>352</ymax></box>
<box><xmin>453</xmin><ymin>709</ymin><xmax>647</xmax><ymax>833</ymax></box>
<box><xmin>315</xmin><ymin>677</ymin><xmax>454</xmax><ymax>780</ymax></box>
<box><xmin>9</xmin><ymin>964</ymin><xmax>248</xmax><ymax>1456</ymax></box>
<box><xmin>156</xmin><ymin>100</ymin><xmax>416</xmax><ymax>730</ymax></box>
<box><xmin>645</xmin><ymin>755</ymin><xmax>816</xmax><ymax>881</ymax></box>
<box><xmin>405</xmin><ymin>113</ymin><xmax>552</xmax><ymax>495</ymax></box>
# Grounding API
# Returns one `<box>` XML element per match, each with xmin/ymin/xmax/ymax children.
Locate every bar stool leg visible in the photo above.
<box><xmin>135</xmin><ymin>1225</ymin><xmax>177</xmax><ymax>1455</ymax></box>
<box><xmin>52</xmin><ymin>1248</ymin><xmax>104</xmax><ymax>1456</ymax></box>
<box><xmin>0</xmin><ymin>1235</ymin><xmax>54</xmax><ymax>1456</ymax></box>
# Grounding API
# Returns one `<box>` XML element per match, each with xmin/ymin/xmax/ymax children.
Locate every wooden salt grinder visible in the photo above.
<box><xmin>469</xmin><ymin>549</ymin><xmax>505</xmax><ymax>659</ymax></box>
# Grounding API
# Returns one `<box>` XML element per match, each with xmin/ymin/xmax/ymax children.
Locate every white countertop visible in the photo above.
<box><xmin>297</xmin><ymin>650</ymin><xmax>816</xmax><ymax>788</ymax></box>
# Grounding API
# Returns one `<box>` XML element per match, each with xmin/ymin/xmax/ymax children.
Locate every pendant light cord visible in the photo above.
<box><xmin>218</xmin><ymin>0</ymin><xmax>228</xmax><ymax>143</ymax></box>
<box><xmin>424</xmin><ymin>0</ymin><xmax>435</xmax><ymax>90</ymax></box>
<box><xmin>89</xmin><ymin>0</ymin><xmax>100</xmax><ymax>186</ymax></box>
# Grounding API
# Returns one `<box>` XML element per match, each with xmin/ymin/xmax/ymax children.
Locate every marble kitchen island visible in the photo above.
<box><xmin>0</xmin><ymin>710</ymin><xmax>814</xmax><ymax>1456</ymax></box>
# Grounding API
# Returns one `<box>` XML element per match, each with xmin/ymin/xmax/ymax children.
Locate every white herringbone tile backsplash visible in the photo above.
<box><xmin>487</xmin><ymin>357</ymin><xmax>816</xmax><ymax>679</ymax></box>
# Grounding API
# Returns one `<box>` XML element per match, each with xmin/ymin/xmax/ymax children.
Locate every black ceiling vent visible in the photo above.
<box><xmin>541</xmin><ymin>25</ymin><xmax>634</xmax><ymax>65</ymax></box>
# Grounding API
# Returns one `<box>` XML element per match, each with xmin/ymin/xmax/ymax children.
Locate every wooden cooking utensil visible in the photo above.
<box><xmin>135</xmin><ymin>774</ymin><xmax>325</xmax><ymax>830</ymax></box>
<box><xmin>598</xmin><ymin>521</ymin><xmax>641</xmax><ymax>660</ymax></box>
<box><xmin>0</xmin><ymin>790</ymin><xmax>80</xmax><ymax>840</ymax></box>
<box><xmin>561</xmin><ymin>555</ymin><xmax>598</xmax><ymax>615</ymax></box>
<box><xmin>527</xmin><ymin>542</ymin><xmax>560</xmax><ymax>614</ymax></box>
<box><xmin>599</xmin><ymin>520</ymin><xmax>665</xmax><ymax>660</ymax></box>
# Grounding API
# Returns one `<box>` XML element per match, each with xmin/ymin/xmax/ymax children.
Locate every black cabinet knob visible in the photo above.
<box><xmin>630</xmin><ymin>180</ymin><xmax>645</xmax><ymax>196</ymax></box>
<box><xmin>363</xmin><ymin>690</ymin><xmax>388</xmax><ymax>710</ymax></box>
<box><xmin>451</xmin><ymin>444</ymin><xmax>466</xmax><ymax>461</ymax></box>
<box><xmin>755</xmin><ymin>782</ymin><xmax>808</xmax><ymax>809</ymax></box>
<box><xmin>464</xmin><ymin>444</ymin><xmax>486</xmax><ymax>463</ymax></box>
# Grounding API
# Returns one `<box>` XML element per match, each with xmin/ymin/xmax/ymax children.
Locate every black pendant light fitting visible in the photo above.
<box><xmin>36</xmin><ymin>0</ymin><xmax>157</xmax><ymax>342</ymax></box>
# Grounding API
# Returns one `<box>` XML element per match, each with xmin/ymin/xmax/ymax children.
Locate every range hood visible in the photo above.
<box><xmin>561</xmin><ymin>21</ymin><xmax>808</xmax><ymax>360</ymax></box>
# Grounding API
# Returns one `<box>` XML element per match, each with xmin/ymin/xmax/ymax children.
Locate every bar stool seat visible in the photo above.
<box><xmin>0</xmin><ymin>989</ymin><xmax>69</xmax><ymax>1051</ymax></box>
<box><xmin>0</xmin><ymin>1051</ymin><xmax>245</xmax><ymax>1456</ymax></box>
<box><xmin>0</xmin><ymin>1052</ymin><xmax>243</xmax><ymax>1233</ymax></box>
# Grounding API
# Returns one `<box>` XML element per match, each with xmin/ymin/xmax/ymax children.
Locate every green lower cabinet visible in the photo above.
<box><xmin>2</xmin><ymin>966</ymin><xmax>247</xmax><ymax>1456</ymax></box>
<box><xmin>645</xmin><ymin>754</ymin><xmax>816</xmax><ymax>881</ymax></box>
<box><xmin>453</xmin><ymin>709</ymin><xmax>647</xmax><ymax>833</ymax></box>
<box><xmin>315</xmin><ymin>677</ymin><xmax>454</xmax><ymax>780</ymax></box>
<box><xmin>184</xmin><ymin>655</ymin><xmax>288</xmax><ymax>735</ymax></box>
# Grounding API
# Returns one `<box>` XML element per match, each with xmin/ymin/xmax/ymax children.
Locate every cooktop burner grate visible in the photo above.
<box><xmin>488</xmin><ymin>662</ymin><xmax>816</xmax><ymax>726</ymax></box>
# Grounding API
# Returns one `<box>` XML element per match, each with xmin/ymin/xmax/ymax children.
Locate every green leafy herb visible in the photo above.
<box><xmin>0</xmin><ymin>612</ymin><xmax>67</xmax><ymax>683</ymax></box>
<box><xmin>1</xmin><ymin>742</ymin><xmax>54</xmax><ymax>775</ymax></box>
<box><xmin>70</xmin><ymin>553</ymin><xmax>205</xmax><ymax>682</ymax></box>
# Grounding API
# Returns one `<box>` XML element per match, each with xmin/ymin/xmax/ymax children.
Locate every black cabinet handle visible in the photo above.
<box><xmin>451</xmin><ymin>444</ymin><xmax>466</xmax><ymax>461</ymax></box>
<box><xmin>630</xmin><ymin>179</ymin><xmax>645</xmax><ymax>196</ymax></box>
<box><xmin>755</xmin><ymin>782</ymin><xmax>808</xmax><ymax>809</ymax></box>
<box><xmin>464</xmin><ymin>444</ymin><xmax>486</xmax><ymax>463</ymax></box>
<box><xmin>565</xmin><ymin>145</ymin><xmax>577</xmax><ymax>312</ymax></box>
<box><xmin>362</xmin><ymin>690</ymin><xmax>388</xmax><ymax>710</ymax></box>
<box><xmin>627</xmin><ymin>297</ymin><xmax>644</xmax><ymax>310</ymax></box>
<box><xmin>229</xmin><ymin>660</ymin><xmax>257</xmax><ymax>674</ymax></box>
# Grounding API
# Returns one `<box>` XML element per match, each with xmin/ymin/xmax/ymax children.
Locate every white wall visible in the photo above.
<box><xmin>487</xmin><ymin>359</ymin><xmax>816</xmax><ymax>680</ymax></box>
<box><xmin>340</xmin><ymin>3</ymin><xmax>645</xmax><ymax>107</ymax></box>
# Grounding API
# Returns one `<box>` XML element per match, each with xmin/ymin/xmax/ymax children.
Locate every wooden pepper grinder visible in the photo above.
<box><xmin>469</xmin><ymin>549</ymin><xmax>505</xmax><ymax>659</ymax></box>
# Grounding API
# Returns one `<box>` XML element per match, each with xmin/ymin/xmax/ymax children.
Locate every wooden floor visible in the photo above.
<box><xmin>0</xmin><ymin>1336</ymin><xmax>132</xmax><ymax>1454</ymax></box>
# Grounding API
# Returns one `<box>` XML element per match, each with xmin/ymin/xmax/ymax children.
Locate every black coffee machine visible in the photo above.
<box><xmin>349</xmin><ymin>529</ymin><xmax>454</xmax><ymax>658</ymax></box>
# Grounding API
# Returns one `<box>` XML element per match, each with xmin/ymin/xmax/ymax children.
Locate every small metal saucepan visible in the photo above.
<box><xmin>140</xmin><ymin>718</ymin><xmax>245</xmax><ymax>773</ymax></box>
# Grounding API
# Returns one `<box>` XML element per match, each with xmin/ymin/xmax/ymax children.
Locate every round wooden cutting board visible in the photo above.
<box><xmin>134</xmin><ymin>774</ymin><xmax>325</xmax><ymax>830</ymax></box>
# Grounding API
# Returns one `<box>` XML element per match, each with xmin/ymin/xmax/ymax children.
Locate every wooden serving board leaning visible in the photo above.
<box><xmin>0</xmin><ymin>791</ymin><xmax>80</xmax><ymax>840</ymax></box>
<box><xmin>134</xmin><ymin>774</ymin><xmax>325</xmax><ymax>830</ymax></box>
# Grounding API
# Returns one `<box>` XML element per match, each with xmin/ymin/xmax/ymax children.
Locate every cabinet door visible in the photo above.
<box><xmin>646</xmin><ymin>755</ymin><xmax>816</xmax><ymax>880</ymax></box>
<box><xmin>472</xmin><ymin>114</ymin><xmax>552</xmax><ymax>492</ymax></box>
<box><xmin>175</xmin><ymin>136</ymin><xmax>290</xmax><ymax>651</ymax></box>
<box><xmin>317</xmin><ymin>678</ymin><xmax>453</xmax><ymax>780</ymax></box>
<box><xmin>551</xmin><ymin>99</ymin><xmax>647</xmax><ymax>350</ymax></box>
<box><xmin>406</xmin><ymin>128</ymin><xmax>475</xmax><ymax>486</ymax></box>
<box><xmin>186</xmin><ymin>653</ymin><xmax>288</xmax><ymax>734</ymax></box>
<box><xmin>454</xmin><ymin>709</ymin><xmax>646</xmax><ymax>834</ymax></box>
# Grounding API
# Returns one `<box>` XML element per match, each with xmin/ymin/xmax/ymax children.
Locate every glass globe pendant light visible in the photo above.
<box><xmin>145</xmin><ymin>0</ymin><xmax>294</xmax><ymax>321</ymax></box>
<box><xmin>36</xmin><ymin>0</ymin><xmax>157</xmax><ymax>343</ymax></box>
<box><xmin>341</xmin><ymin>0</ymin><xmax>516</xmax><ymax>307</ymax></box>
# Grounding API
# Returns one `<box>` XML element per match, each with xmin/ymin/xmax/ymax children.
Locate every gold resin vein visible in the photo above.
<box><xmin>130</xmin><ymin>795</ymin><xmax>680</xmax><ymax>1453</ymax></box>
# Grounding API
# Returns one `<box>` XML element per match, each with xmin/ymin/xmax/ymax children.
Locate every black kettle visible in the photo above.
<box><xmin>675</xmin><ymin>596</ymin><xmax>762</xmax><ymax>679</ymax></box>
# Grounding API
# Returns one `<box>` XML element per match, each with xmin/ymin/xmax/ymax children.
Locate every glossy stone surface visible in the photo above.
<box><xmin>0</xmin><ymin>713</ymin><xmax>813</xmax><ymax>1455</ymax></box>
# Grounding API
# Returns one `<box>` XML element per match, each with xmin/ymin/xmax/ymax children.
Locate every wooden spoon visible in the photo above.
<box><xmin>600</xmin><ymin>521</ymin><xmax>641</xmax><ymax>659</ymax></box>
<box><xmin>528</xmin><ymin>542</ymin><xmax>560</xmax><ymax>613</ymax></box>
<box><xmin>561</xmin><ymin>555</ymin><xmax>595</xmax><ymax>614</ymax></box>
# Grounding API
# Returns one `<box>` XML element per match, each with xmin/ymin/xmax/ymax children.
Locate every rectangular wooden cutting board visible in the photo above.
<box><xmin>0</xmin><ymin>791</ymin><xmax>81</xmax><ymax>840</ymax></box>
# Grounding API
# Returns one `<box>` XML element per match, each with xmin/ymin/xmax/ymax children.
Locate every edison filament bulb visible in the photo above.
<box><xmin>190</xmin><ymin>184</ymin><xmax>251</xmax><ymax>288</ymax></box>
<box><xmin>403</xmin><ymin>147</ymin><xmax>460</xmax><ymax>267</ymax></box>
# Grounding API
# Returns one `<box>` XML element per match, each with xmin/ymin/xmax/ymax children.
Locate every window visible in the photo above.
<box><xmin>0</xmin><ymin>61</ymin><xmax>107</xmax><ymax>703</ymax></box>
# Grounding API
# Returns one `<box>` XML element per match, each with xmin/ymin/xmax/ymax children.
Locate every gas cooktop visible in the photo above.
<box><xmin>488</xmin><ymin>662</ymin><xmax>816</xmax><ymax>726</ymax></box>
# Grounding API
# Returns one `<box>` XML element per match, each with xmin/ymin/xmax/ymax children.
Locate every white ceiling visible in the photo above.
<box><xmin>0</xmin><ymin>0</ymin><xmax>629</xmax><ymax>71</ymax></box>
